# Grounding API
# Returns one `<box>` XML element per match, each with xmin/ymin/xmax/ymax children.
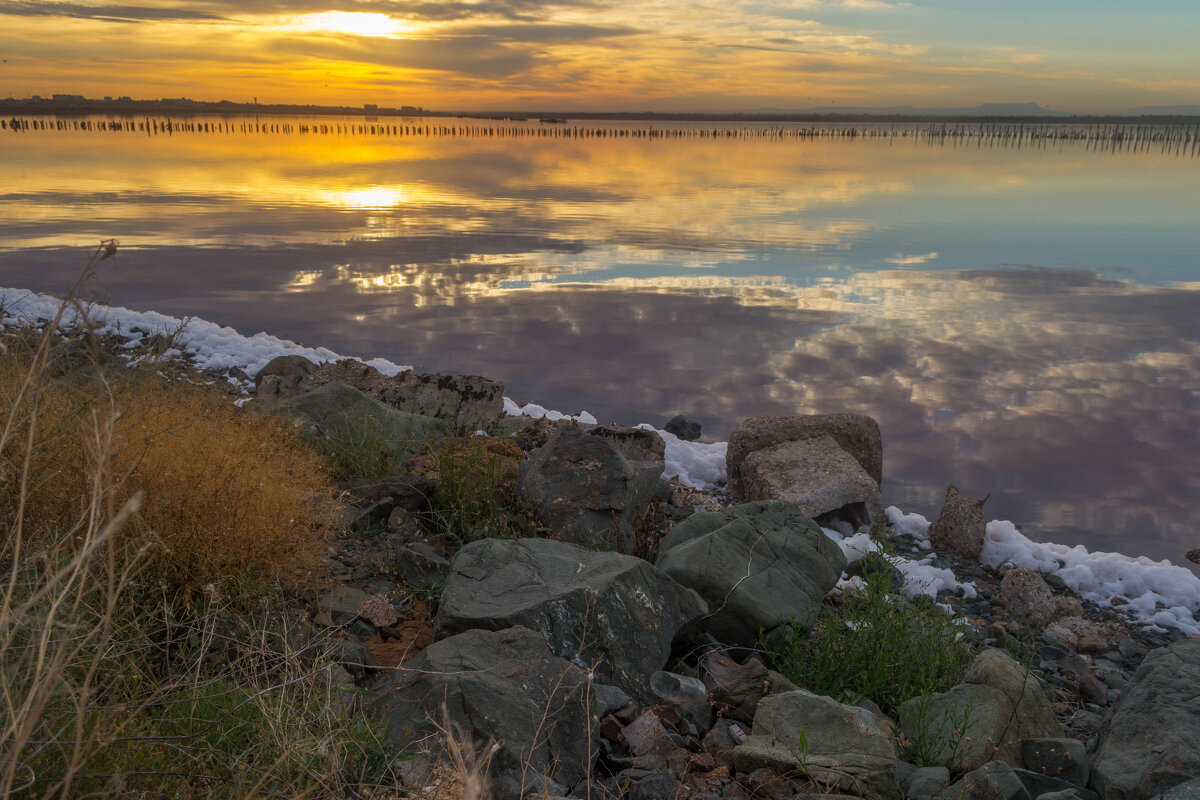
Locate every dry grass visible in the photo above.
<box><xmin>0</xmin><ymin>285</ymin><xmax>400</xmax><ymax>799</ymax></box>
<box><xmin>1</xmin><ymin>324</ymin><xmax>334</xmax><ymax>599</ymax></box>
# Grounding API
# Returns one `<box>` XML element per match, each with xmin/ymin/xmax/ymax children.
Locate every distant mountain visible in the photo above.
<box><xmin>1122</xmin><ymin>105</ymin><xmax>1200</xmax><ymax>116</ymax></box>
<box><xmin>751</xmin><ymin>102</ymin><xmax>1068</xmax><ymax>117</ymax></box>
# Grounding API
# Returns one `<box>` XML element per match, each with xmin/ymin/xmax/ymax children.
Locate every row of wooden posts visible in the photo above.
<box><xmin>4</xmin><ymin>116</ymin><xmax>1199</xmax><ymax>156</ymax></box>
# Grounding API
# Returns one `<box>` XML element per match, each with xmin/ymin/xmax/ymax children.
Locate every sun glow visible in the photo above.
<box><xmin>292</xmin><ymin>11</ymin><xmax>410</xmax><ymax>38</ymax></box>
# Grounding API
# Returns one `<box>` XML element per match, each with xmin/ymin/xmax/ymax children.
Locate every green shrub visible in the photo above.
<box><xmin>770</xmin><ymin>558</ymin><xmax>975</xmax><ymax>718</ymax></box>
<box><xmin>408</xmin><ymin>435</ymin><xmax>528</xmax><ymax>544</ymax></box>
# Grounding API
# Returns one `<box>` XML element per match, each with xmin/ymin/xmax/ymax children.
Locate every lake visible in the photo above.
<box><xmin>2</xmin><ymin>114</ymin><xmax>1198</xmax><ymax>568</ymax></box>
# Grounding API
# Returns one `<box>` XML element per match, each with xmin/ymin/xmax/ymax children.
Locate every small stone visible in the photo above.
<box><xmin>628</xmin><ymin>770</ymin><xmax>679</xmax><ymax>800</ymax></box>
<box><xmin>623</xmin><ymin>710</ymin><xmax>679</xmax><ymax>757</ymax></box>
<box><xmin>1076</xmin><ymin>673</ymin><xmax>1110</xmax><ymax>706</ymax></box>
<box><xmin>600</xmin><ymin>715</ymin><xmax>624</xmax><ymax>743</ymax></box>
<box><xmin>1001</xmin><ymin>568</ymin><xmax>1057</xmax><ymax>628</ymax></box>
<box><xmin>928</xmin><ymin>485</ymin><xmax>988</xmax><ymax>561</ymax></box>
<box><xmin>1077</xmin><ymin>635</ymin><xmax>1108</xmax><ymax>653</ymax></box>
<box><xmin>356</xmin><ymin>594</ymin><xmax>399</xmax><ymax>628</ymax></box>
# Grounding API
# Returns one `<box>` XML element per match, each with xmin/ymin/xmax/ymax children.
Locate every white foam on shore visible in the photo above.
<box><xmin>635</xmin><ymin>425</ymin><xmax>727</xmax><ymax>491</ymax></box>
<box><xmin>502</xmin><ymin>397</ymin><xmax>598</xmax><ymax>426</ymax></box>
<box><xmin>8</xmin><ymin>286</ymin><xmax>1198</xmax><ymax>634</ymax></box>
<box><xmin>885</xmin><ymin>506</ymin><xmax>1200</xmax><ymax>635</ymax></box>
<box><xmin>822</xmin><ymin>522</ymin><xmax>977</xmax><ymax>601</ymax></box>
<box><xmin>0</xmin><ymin>287</ymin><xmax>411</xmax><ymax>387</ymax></box>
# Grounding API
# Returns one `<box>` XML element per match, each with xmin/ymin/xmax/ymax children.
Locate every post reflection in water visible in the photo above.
<box><xmin>1</xmin><ymin>115</ymin><xmax>1198</xmax><ymax>567</ymax></box>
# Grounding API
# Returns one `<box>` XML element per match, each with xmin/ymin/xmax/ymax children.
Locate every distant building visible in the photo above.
<box><xmin>51</xmin><ymin>94</ymin><xmax>86</xmax><ymax>102</ymax></box>
<box><xmin>364</xmin><ymin>103</ymin><xmax>378</xmax><ymax>111</ymax></box>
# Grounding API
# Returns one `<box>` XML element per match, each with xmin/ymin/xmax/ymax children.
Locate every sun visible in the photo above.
<box><xmin>293</xmin><ymin>11</ymin><xmax>411</xmax><ymax>38</ymax></box>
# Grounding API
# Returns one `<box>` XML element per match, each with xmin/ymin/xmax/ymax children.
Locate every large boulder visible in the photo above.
<box><xmin>739</xmin><ymin>434</ymin><xmax>886</xmax><ymax>525</ymax></box>
<box><xmin>898</xmin><ymin>649</ymin><xmax>1063</xmax><ymax>772</ymax></box>
<box><xmin>732</xmin><ymin>690</ymin><xmax>902</xmax><ymax>800</ymax></box>
<box><xmin>284</xmin><ymin>381</ymin><xmax>447</xmax><ymax>468</ymax></box>
<box><xmin>726</xmin><ymin>414</ymin><xmax>883</xmax><ymax>499</ymax></box>
<box><xmin>312</xmin><ymin>358</ymin><xmax>506</xmax><ymax>432</ymax></box>
<box><xmin>654</xmin><ymin>501</ymin><xmax>846</xmax><ymax>649</ymax></box>
<box><xmin>517</xmin><ymin>425</ymin><xmax>664</xmax><ymax>551</ymax></box>
<box><xmin>1090</xmin><ymin>639</ymin><xmax>1200</xmax><ymax>800</ymax></box>
<box><xmin>433</xmin><ymin>537</ymin><xmax>707</xmax><ymax>703</ymax></box>
<box><xmin>367</xmin><ymin>626</ymin><xmax>596</xmax><ymax>799</ymax></box>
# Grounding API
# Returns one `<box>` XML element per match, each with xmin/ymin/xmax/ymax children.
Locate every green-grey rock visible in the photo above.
<box><xmin>433</xmin><ymin>537</ymin><xmax>707</xmax><ymax>703</ymax></box>
<box><xmin>654</xmin><ymin>500</ymin><xmax>845</xmax><ymax>649</ymax></box>
<box><xmin>898</xmin><ymin>649</ymin><xmax>1062</xmax><ymax>772</ymax></box>
<box><xmin>938</xmin><ymin>762</ymin><xmax>1031</xmax><ymax>800</ymax></box>
<box><xmin>732</xmin><ymin>689</ymin><xmax>901</xmax><ymax>800</ymax></box>
<box><xmin>284</xmin><ymin>381</ymin><xmax>447</xmax><ymax>468</ymax></box>
<box><xmin>517</xmin><ymin>424</ymin><xmax>664</xmax><ymax>551</ymax></box>
<box><xmin>1090</xmin><ymin>639</ymin><xmax>1200</xmax><ymax>800</ymax></box>
<box><xmin>367</xmin><ymin>626</ymin><xmax>596</xmax><ymax>800</ymax></box>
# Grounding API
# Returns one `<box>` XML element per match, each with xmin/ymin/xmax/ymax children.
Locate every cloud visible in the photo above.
<box><xmin>0</xmin><ymin>1</ymin><xmax>224</xmax><ymax>22</ymax></box>
<box><xmin>839</xmin><ymin>0</ymin><xmax>909</xmax><ymax>10</ymax></box>
<box><xmin>885</xmin><ymin>251</ymin><xmax>938</xmax><ymax>265</ymax></box>
<box><xmin>450</xmin><ymin>22</ymin><xmax>636</xmax><ymax>43</ymax></box>
<box><xmin>269</xmin><ymin>32</ymin><xmax>536</xmax><ymax>76</ymax></box>
<box><xmin>204</xmin><ymin>0</ymin><xmax>601</xmax><ymax>22</ymax></box>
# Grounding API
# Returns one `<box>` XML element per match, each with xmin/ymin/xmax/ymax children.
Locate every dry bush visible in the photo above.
<box><xmin>0</xmin><ymin>325</ymin><xmax>334</xmax><ymax>598</ymax></box>
<box><xmin>2</xmin><ymin>296</ymin><xmax>396</xmax><ymax>798</ymax></box>
<box><xmin>111</xmin><ymin>374</ymin><xmax>334</xmax><ymax>597</ymax></box>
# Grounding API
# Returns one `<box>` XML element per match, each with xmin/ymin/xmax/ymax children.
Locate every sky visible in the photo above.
<box><xmin>1</xmin><ymin>0</ymin><xmax>1198</xmax><ymax>112</ymax></box>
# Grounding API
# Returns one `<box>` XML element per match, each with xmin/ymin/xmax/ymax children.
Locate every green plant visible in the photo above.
<box><xmin>769</xmin><ymin>557</ymin><xmax>975</xmax><ymax>718</ymax></box>
<box><xmin>315</xmin><ymin>409</ymin><xmax>402</xmax><ymax>483</ymax></box>
<box><xmin>900</xmin><ymin>692</ymin><xmax>978</xmax><ymax>770</ymax></box>
<box><xmin>413</xmin><ymin>435</ymin><xmax>526</xmax><ymax>544</ymax></box>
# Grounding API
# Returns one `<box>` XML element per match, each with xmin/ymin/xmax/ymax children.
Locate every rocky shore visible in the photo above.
<box><xmin>256</xmin><ymin>354</ymin><xmax>1198</xmax><ymax>800</ymax></box>
<box><xmin>3</xmin><ymin>287</ymin><xmax>1198</xmax><ymax>800</ymax></box>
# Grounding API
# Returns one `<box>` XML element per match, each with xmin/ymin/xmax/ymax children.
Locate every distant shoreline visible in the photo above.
<box><xmin>4</xmin><ymin>97</ymin><xmax>1200</xmax><ymax>126</ymax></box>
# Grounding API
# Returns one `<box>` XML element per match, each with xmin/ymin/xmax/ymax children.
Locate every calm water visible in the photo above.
<box><xmin>2</xmin><ymin>115</ymin><xmax>1199</xmax><ymax>568</ymax></box>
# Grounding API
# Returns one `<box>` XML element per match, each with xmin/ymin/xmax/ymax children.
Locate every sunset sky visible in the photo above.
<box><xmin>1</xmin><ymin>0</ymin><xmax>1198</xmax><ymax>112</ymax></box>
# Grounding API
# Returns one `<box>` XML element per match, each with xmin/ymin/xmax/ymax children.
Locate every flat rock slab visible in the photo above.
<box><xmin>367</xmin><ymin>626</ymin><xmax>596</xmax><ymax>800</ymax></box>
<box><xmin>726</xmin><ymin>414</ymin><xmax>883</xmax><ymax>498</ymax></box>
<box><xmin>434</xmin><ymin>537</ymin><xmax>707</xmax><ymax>703</ymax></box>
<box><xmin>739</xmin><ymin>434</ymin><xmax>885</xmax><ymax>525</ymax></box>
<box><xmin>654</xmin><ymin>500</ymin><xmax>845</xmax><ymax>649</ymax></box>
<box><xmin>1091</xmin><ymin>638</ymin><xmax>1200</xmax><ymax>800</ymax></box>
